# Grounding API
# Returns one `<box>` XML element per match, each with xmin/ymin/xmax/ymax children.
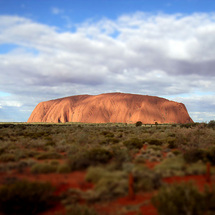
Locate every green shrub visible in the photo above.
<box><xmin>111</xmin><ymin>146</ymin><xmax>132</xmax><ymax>165</ymax></box>
<box><xmin>184</xmin><ymin>149</ymin><xmax>206</xmax><ymax>163</ymax></box>
<box><xmin>93</xmin><ymin>176</ymin><xmax>128</xmax><ymax>201</ymax></box>
<box><xmin>208</xmin><ymin>120</ymin><xmax>215</xmax><ymax>128</ymax></box>
<box><xmin>57</xmin><ymin>164</ymin><xmax>71</xmax><ymax>173</ymax></box>
<box><xmin>14</xmin><ymin>150</ymin><xmax>28</xmax><ymax>160</ymax></box>
<box><xmin>66</xmin><ymin>204</ymin><xmax>97</xmax><ymax>215</ymax></box>
<box><xmin>68</xmin><ymin>147</ymin><xmax>113</xmax><ymax>171</ymax></box>
<box><xmin>106</xmin><ymin>137</ymin><xmax>120</xmax><ymax>144</ymax></box>
<box><xmin>101</xmin><ymin>131</ymin><xmax>114</xmax><ymax>137</ymax></box>
<box><xmin>36</xmin><ymin>151</ymin><xmax>62</xmax><ymax>160</ymax></box>
<box><xmin>155</xmin><ymin>155</ymin><xmax>185</xmax><ymax>177</ymax></box>
<box><xmin>85</xmin><ymin>167</ymin><xmax>128</xmax><ymax>201</ymax></box>
<box><xmin>0</xmin><ymin>145</ymin><xmax>6</xmax><ymax>155</ymax></box>
<box><xmin>135</xmin><ymin>121</ymin><xmax>143</xmax><ymax>127</ymax></box>
<box><xmin>132</xmin><ymin>165</ymin><xmax>162</xmax><ymax>191</ymax></box>
<box><xmin>204</xmin><ymin>185</ymin><xmax>215</xmax><ymax>212</ymax></box>
<box><xmin>123</xmin><ymin>138</ymin><xmax>143</xmax><ymax>149</ymax></box>
<box><xmin>87</xmin><ymin>148</ymin><xmax>113</xmax><ymax>164</ymax></box>
<box><xmin>31</xmin><ymin>163</ymin><xmax>57</xmax><ymax>174</ymax></box>
<box><xmin>185</xmin><ymin>162</ymin><xmax>206</xmax><ymax>175</ymax></box>
<box><xmin>0</xmin><ymin>153</ymin><xmax>16</xmax><ymax>162</ymax></box>
<box><xmin>180</xmin><ymin>123</ymin><xmax>198</xmax><ymax>128</ymax></box>
<box><xmin>172</xmin><ymin>150</ymin><xmax>181</xmax><ymax>156</ymax></box>
<box><xmin>99</xmin><ymin>137</ymin><xmax>120</xmax><ymax>145</ymax></box>
<box><xmin>26</xmin><ymin>150</ymin><xmax>39</xmax><ymax>158</ymax></box>
<box><xmin>0</xmin><ymin>180</ymin><xmax>55</xmax><ymax>215</ymax></box>
<box><xmin>152</xmin><ymin>182</ymin><xmax>205</xmax><ymax>215</ymax></box>
<box><xmin>148</xmin><ymin>139</ymin><xmax>163</xmax><ymax>146</ymax></box>
<box><xmin>205</xmin><ymin>147</ymin><xmax>215</xmax><ymax>165</ymax></box>
<box><xmin>134</xmin><ymin>155</ymin><xmax>146</xmax><ymax>164</ymax></box>
<box><xmin>45</xmin><ymin>137</ymin><xmax>56</xmax><ymax>146</ymax></box>
<box><xmin>168</xmin><ymin>140</ymin><xmax>177</xmax><ymax>149</ymax></box>
<box><xmin>85</xmin><ymin>166</ymin><xmax>107</xmax><ymax>183</ymax></box>
<box><xmin>68</xmin><ymin>150</ymin><xmax>90</xmax><ymax>170</ymax></box>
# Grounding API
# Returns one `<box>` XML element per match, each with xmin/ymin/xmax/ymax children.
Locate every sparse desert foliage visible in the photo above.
<box><xmin>0</xmin><ymin>121</ymin><xmax>215</xmax><ymax>214</ymax></box>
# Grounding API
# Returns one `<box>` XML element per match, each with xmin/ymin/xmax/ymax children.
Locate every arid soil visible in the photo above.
<box><xmin>1</xmin><ymin>122</ymin><xmax>215</xmax><ymax>215</ymax></box>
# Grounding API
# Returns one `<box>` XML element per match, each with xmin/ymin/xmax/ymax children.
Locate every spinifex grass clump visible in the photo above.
<box><xmin>66</xmin><ymin>204</ymin><xmax>98</xmax><ymax>215</ymax></box>
<box><xmin>36</xmin><ymin>151</ymin><xmax>62</xmax><ymax>160</ymax></box>
<box><xmin>123</xmin><ymin>138</ymin><xmax>143</xmax><ymax>149</ymax></box>
<box><xmin>148</xmin><ymin>139</ymin><xmax>163</xmax><ymax>146</ymax></box>
<box><xmin>68</xmin><ymin>147</ymin><xmax>113</xmax><ymax>170</ymax></box>
<box><xmin>0</xmin><ymin>180</ymin><xmax>55</xmax><ymax>215</ymax></box>
<box><xmin>183</xmin><ymin>148</ymin><xmax>206</xmax><ymax>163</ymax></box>
<box><xmin>154</xmin><ymin>155</ymin><xmax>186</xmax><ymax>177</ymax></box>
<box><xmin>85</xmin><ymin>166</ymin><xmax>128</xmax><ymax>201</ymax></box>
<box><xmin>183</xmin><ymin>147</ymin><xmax>215</xmax><ymax>165</ymax></box>
<box><xmin>152</xmin><ymin>183</ymin><xmax>215</xmax><ymax>215</ymax></box>
<box><xmin>152</xmin><ymin>182</ymin><xmax>204</xmax><ymax>215</ymax></box>
<box><xmin>31</xmin><ymin>162</ymin><xmax>57</xmax><ymax>174</ymax></box>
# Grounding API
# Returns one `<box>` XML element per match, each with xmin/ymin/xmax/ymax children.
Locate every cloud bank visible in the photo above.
<box><xmin>0</xmin><ymin>12</ymin><xmax>215</xmax><ymax>122</ymax></box>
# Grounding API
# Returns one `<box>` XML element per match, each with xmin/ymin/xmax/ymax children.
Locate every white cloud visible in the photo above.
<box><xmin>6</xmin><ymin>101</ymin><xmax>22</xmax><ymax>107</ymax></box>
<box><xmin>0</xmin><ymin>12</ymin><xmax>215</xmax><ymax>122</ymax></box>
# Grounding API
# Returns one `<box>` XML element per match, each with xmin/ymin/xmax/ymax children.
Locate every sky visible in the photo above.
<box><xmin>0</xmin><ymin>0</ymin><xmax>215</xmax><ymax>122</ymax></box>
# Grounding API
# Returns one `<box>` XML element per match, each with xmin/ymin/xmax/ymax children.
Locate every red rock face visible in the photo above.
<box><xmin>27</xmin><ymin>93</ymin><xmax>193</xmax><ymax>124</ymax></box>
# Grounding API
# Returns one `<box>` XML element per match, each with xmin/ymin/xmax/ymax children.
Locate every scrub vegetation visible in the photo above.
<box><xmin>0</xmin><ymin>121</ymin><xmax>215</xmax><ymax>214</ymax></box>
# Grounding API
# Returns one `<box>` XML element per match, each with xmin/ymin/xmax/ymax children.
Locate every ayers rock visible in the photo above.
<box><xmin>27</xmin><ymin>92</ymin><xmax>193</xmax><ymax>124</ymax></box>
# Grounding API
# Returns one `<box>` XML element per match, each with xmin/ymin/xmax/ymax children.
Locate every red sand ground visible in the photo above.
<box><xmin>1</xmin><ymin>166</ymin><xmax>214</xmax><ymax>215</ymax></box>
<box><xmin>1</xmin><ymin>146</ymin><xmax>214</xmax><ymax>215</ymax></box>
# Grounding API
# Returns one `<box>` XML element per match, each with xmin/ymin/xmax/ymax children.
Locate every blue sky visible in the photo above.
<box><xmin>0</xmin><ymin>0</ymin><xmax>215</xmax><ymax>122</ymax></box>
<box><xmin>1</xmin><ymin>0</ymin><xmax>215</xmax><ymax>30</ymax></box>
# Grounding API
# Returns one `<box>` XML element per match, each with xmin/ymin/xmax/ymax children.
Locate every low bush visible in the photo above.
<box><xmin>132</xmin><ymin>165</ymin><xmax>162</xmax><ymax>191</ymax></box>
<box><xmin>208</xmin><ymin>120</ymin><xmax>215</xmax><ymax>129</ymax></box>
<box><xmin>155</xmin><ymin>155</ymin><xmax>185</xmax><ymax>177</ymax></box>
<box><xmin>111</xmin><ymin>146</ymin><xmax>132</xmax><ymax>164</ymax></box>
<box><xmin>123</xmin><ymin>138</ymin><xmax>143</xmax><ymax>149</ymax></box>
<box><xmin>153</xmin><ymin>183</ymin><xmax>215</xmax><ymax>215</ymax></box>
<box><xmin>36</xmin><ymin>151</ymin><xmax>62</xmax><ymax>160</ymax></box>
<box><xmin>152</xmin><ymin>182</ymin><xmax>205</xmax><ymax>215</ymax></box>
<box><xmin>0</xmin><ymin>153</ymin><xmax>16</xmax><ymax>162</ymax></box>
<box><xmin>85</xmin><ymin>166</ymin><xmax>107</xmax><ymax>183</ymax></box>
<box><xmin>134</xmin><ymin>155</ymin><xmax>146</xmax><ymax>164</ymax></box>
<box><xmin>0</xmin><ymin>145</ymin><xmax>6</xmax><ymax>155</ymax></box>
<box><xmin>68</xmin><ymin>147</ymin><xmax>113</xmax><ymax>170</ymax></box>
<box><xmin>184</xmin><ymin>148</ymin><xmax>206</xmax><ymax>163</ymax></box>
<box><xmin>101</xmin><ymin>131</ymin><xmax>114</xmax><ymax>137</ymax></box>
<box><xmin>57</xmin><ymin>164</ymin><xmax>71</xmax><ymax>173</ymax></box>
<box><xmin>148</xmin><ymin>139</ymin><xmax>163</xmax><ymax>146</ymax></box>
<box><xmin>31</xmin><ymin>163</ymin><xmax>57</xmax><ymax>174</ymax></box>
<box><xmin>45</xmin><ymin>137</ymin><xmax>56</xmax><ymax>146</ymax></box>
<box><xmin>0</xmin><ymin>180</ymin><xmax>55</xmax><ymax>215</ymax></box>
<box><xmin>185</xmin><ymin>162</ymin><xmax>206</xmax><ymax>175</ymax></box>
<box><xmin>135</xmin><ymin>121</ymin><xmax>142</xmax><ymax>127</ymax></box>
<box><xmin>87</xmin><ymin>148</ymin><xmax>113</xmax><ymax>164</ymax></box>
<box><xmin>66</xmin><ymin>204</ymin><xmax>97</xmax><ymax>215</ymax></box>
<box><xmin>93</xmin><ymin>176</ymin><xmax>128</xmax><ymax>201</ymax></box>
<box><xmin>180</xmin><ymin>123</ymin><xmax>198</xmax><ymax>128</ymax></box>
<box><xmin>85</xmin><ymin>166</ymin><xmax>128</xmax><ymax>201</ymax></box>
<box><xmin>106</xmin><ymin>137</ymin><xmax>120</xmax><ymax>144</ymax></box>
<box><xmin>168</xmin><ymin>139</ymin><xmax>177</xmax><ymax>149</ymax></box>
<box><xmin>205</xmin><ymin>147</ymin><xmax>215</xmax><ymax>165</ymax></box>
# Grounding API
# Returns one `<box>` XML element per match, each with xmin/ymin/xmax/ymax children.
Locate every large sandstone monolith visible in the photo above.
<box><xmin>27</xmin><ymin>92</ymin><xmax>193</xmax><ymax>124</ymax></box>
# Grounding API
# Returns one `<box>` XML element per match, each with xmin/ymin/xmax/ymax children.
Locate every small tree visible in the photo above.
<box><xmin>135</xmin><ymin>121</ymin><xmax>142</xmax><ymax>127</ymax></box>
<box><xmin>208</xmin><ymin>120</ymin><xmax>215</xmax><ymax>128</ymax></box>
